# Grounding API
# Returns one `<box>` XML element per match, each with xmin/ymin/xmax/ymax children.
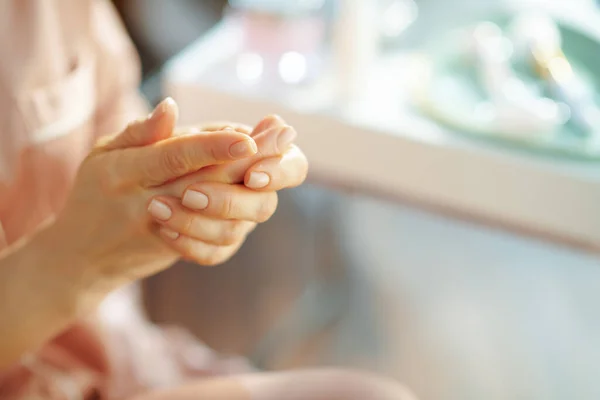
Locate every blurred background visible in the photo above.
<box><xmin>112</xmin><ymin>1</ymin><xmax>600</xmax><ymax>399</ymax></box>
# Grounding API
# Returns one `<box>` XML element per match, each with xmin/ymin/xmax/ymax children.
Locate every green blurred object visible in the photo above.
<box><xmin>414</xmin><ymin>11</ymin><xmax>600</xmax><ymax>160</ymax></box>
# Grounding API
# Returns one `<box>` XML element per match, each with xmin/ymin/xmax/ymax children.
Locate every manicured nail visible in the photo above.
<box><xmin>277</xmin><ymin>126</ymin><xmax>297</xmax><ymax>151</ymax></box>
<box><xmin>148</xmin><ymin>199</ymin><xmax>172</xmax><ymax>220</ymax></box>
<box><xmin>162</xmin><ymin>97</ymin><xmax>176</xmax><ymax>110</ymax></box>
<box><xmin>182</xmin><ymin>190</ymin><xmax>209</xmax><ymax>210</ymax></box>
<box><xmin>246</xmin><ymin>172</ymin><xmax>270</xmax><ymax>189</ymax></box>
<box><xmin>149</xmin><ymin>97</ymin><xmax>174</xmax><ymax>120</ymax></box>
<box><xmin>161</xmin><ymin>227</ymin><xmax>180</xmax><ymax>240</ymax></box>
<box><xmin>266</xmin><ymin>114</ymin><xmax>284</xmax><ymax>128</ymax></box>
<box><xmin>229</xmin><ymin>139</ymin><xmax>258</xmax><ymax>158</ymax></box>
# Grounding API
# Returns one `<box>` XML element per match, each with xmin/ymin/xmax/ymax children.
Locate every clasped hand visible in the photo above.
<box><xmin>50</xmin><ymin>98</ymin><xmax>307</xmax><ymax>300</ymax></box>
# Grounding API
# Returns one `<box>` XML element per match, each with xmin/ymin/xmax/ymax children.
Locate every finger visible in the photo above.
<box><xmin>147</xmin><ymin>196</ymin><xmax>256</xmax><ymax>246</ymax></box>
<box><xmin>158</xmin><ymin>230</ymin><xmax>245</xmax><ymax>266</ymax></box>
<box><xmin>175</xmin><ymin>123</ymin><xmax>252</xmax><ymax>136</ymax></box>
<box><xmin>164</xmin><ymin>124</ymin><xmax>298</xmax><ymax>191</ymax></box>
<box><xmin>252</xmin><ymin>124</ymin><xmax>297</xmax><ymax>156</ymax></box>
<box><xmin>196</xmin><ymin>124</ymin><xmax>297</xmax><ymax>183</ymax></box>
<box><xmin>127</xmin><ymin>130</ymin><xmax>258</xmax><ymax>187</ymax></box>
<box><xmin>244</xmin><ymin>145</ymin><xmax>308</xmax><ymax>191</ymax></box>
<box><xmin>199</xmin><ymin>122</ymin><xmax>253</xmax><ymax>134</ymax></box>
<box><xmin>101</xmin><ymin>97</ymin><xmax>178</xmax><ymax>150</ymax></box>
<box><xmin>251</xmin><ymin>114</ymin><xmax>286</xmax><ymax>137</ymax></box>
<box><xmin>134</xmin><ymin>370</ymin><xmax>417</xmax><ymax>400</ymax></box>
<box><xmin>157</xmin><ymin>182</ymin><xmax>278</xmax><ymax>222</ymax></box>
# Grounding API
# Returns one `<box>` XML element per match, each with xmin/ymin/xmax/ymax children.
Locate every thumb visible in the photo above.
<box><xmin>250</xmin><ymin>114</ymin><xmax>285</xmax><ymax>137</ymax></box>
<box><xmin>102</xmin><ymin>97</ymin><xmax>178</xmax><ymax>151</ymax></box>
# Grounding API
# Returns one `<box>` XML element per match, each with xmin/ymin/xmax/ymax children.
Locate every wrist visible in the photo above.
<box><xmin>30</xmin><ymin>219</ymin><xmax>107</xmax><ymax>317</ymax></box>
<box><xmin>0</xmin><ymin>221</ymin><xmax>101</xmax><ymax>367</ymax></box>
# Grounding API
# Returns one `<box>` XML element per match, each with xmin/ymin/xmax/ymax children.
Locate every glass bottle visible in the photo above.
<box><xmin>226</xmin><ymin>0</ymin><xmax>329</xmax><ymax>89</ymax></box>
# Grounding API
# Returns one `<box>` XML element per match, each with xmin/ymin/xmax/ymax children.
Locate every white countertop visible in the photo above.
<box><xmin>161</xmin><ymin>12</ymin><xmax>600</xmax><ymax>399</ymax></box>
<box><xmin>163</xmin><ymin>19</ymin><xmax>600</xmax><ymax>251</ymax></box>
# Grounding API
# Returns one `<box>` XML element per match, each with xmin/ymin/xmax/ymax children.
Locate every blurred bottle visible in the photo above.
<box><xmin>379</xmin><ymin>0</ymin><xmax>418</xmax><ymax>43</ymax></box>
<box><xmin>331</xmin><ymin>0</ymin><xmax>417</xmax><ymax>104</ymax></box>
<box><xmin>331</xmin><ymin>0</ymin><xmax>379</xmax><ymax>103</ymax></box>
<box><xmin>226</xmin><ymin>0</ymin><xmax>329</xmax><ymax>87</ymax></box>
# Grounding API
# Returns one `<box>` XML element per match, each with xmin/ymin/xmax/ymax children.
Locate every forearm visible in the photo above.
<box><xmin>0</xmin><ymin>222</ymin><xmax>88</xmax><ymax>369</ymax></box>
<box><xmin>130</xmin><ymin>370</ymin><xmax>415</xmax><ymax>400</ymax></box>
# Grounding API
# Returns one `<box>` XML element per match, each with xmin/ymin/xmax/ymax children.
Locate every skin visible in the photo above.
<box><xmin>131</xmin><ymin>369</ymin><xmax>417</xmax><ymax>400</ymax></box>
<box><xmin>0</xmin><ymin>98</ymin><xmax>415</xmax><ymax>399</ymax></box>
<box><xmin>146</xmin><ymin>108</ymin><xmax>307</xmax><ymax>263</ymax></box>
<box><xmin>0</xmin><ymin>98</ymin><xmax>307</xmax><ymax>368</ymax></box>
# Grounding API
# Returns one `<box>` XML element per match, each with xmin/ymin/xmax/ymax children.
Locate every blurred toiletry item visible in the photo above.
<box><xmin>227</xmin><ymin>0</ymin><xmax>327</xmax><ymax>86</ymax></box>
<box><xmin>468</xmin><ymin>22</ymin><xmax>565</xmax><ymax>137</ymax></box>
<box><xmin>331</xmin><ymin>0</ymin><xmax>418</xmax><ymax>104</ymax></box>
<box><xmin>332</xmin><ymin>0</ymin><xmax>379</xmax><ymax>104</ymax></box>
<box><xmin>380</xmin><ymin>0</ymin><xmax>418</xmax><ymax>40</ymax></box>
<box><xmin>510</xmin><ymin>12</ymin><xmax>600</xmax><ymax>137</ymax></box>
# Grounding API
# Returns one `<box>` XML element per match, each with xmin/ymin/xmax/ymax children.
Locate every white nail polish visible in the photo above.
<box><xmin>246</xmin><ymin>172</ymin><xmax>270</xmax><ymax>189</ymax></box>
<box><xmin>161</xmin><ymin>228</ymin><xmax>180</xmax><ymax>240</ymax></box>
<box><xmin>277</xmin><ymin>126</ymin><xmax>297</xmax><ymax>151</ymax></box>
<box><xmin>182</xmin><ymin>190</ymin><xmax>209</xmax><ymax>210</ymax></box>
<box><xmin>148</xmin><ymin>199</ymin><xmax>172</xmax><ymax>220</ymax></box>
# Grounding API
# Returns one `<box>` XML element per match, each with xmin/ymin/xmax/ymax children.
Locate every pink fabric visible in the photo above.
<box><xmin>0</xmin><ymin>1</ymin><xmax>251</xmax><ymax>399</ymax></box>
<box><xmin>0</xmin><ymin>0</ymin><xmax>144</xmax><ymax>244</ymax></box>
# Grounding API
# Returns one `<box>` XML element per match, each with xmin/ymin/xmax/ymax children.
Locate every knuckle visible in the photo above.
<box><xmin>219</xmin><ymin>192</ymin><xmax>236</xmax><ymax>219</ymax></box>
<box><xmin>179</xmin><ymin>245</ymin><xmax>197</xmax><ymax>262</ymax></box>
<box><xmin>181</xmin><ymin>214</ymin><xmax>195</xmax><ymax>237</ymax></box>
<box><xmin>189</xmin><ymin>217</ymin><xmax>221</xmax><ymax>244</ymax></box>
<box><xmin>199</xmin><ymin>248</ymin><xmax>226</xmax><ymax>267</ymax></box>
<box><xmin>161</xmin><ymin>148</ymin><xmax>189</xmax><ymax>176</ymax></box>
<box><xmin>256</xmin><ymin>193</ymin><xmax>278</xmax><ymax>222</ymax></box>
<box><xmin>184</xmin><ymin>242</ymin><xmax>211</xmax><ymax>265</ymax></box>
<box><xmin>91</xmin><ymin>156</ymin><xmax>122</xmax><ymax>194</ymax></box>
<box><xmin>208</xmin><ymin>144</ymin><xmax>220</xmax><ymax>163</ymax></box>
<box><xmin>220</xmin><ymin>222</ymin><xmax>244</xmax><ymax>246</ymax></box>
<box><xmin>179</xmin><ymin>237</ymin><xmax>225</xmax><ymax>267</ymax></box>
<box><xmin>177</xmin><ymin>237</ymin><xmax>200</xmax><ymax>262</ymax></box>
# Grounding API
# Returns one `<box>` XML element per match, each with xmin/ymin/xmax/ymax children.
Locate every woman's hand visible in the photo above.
<box><xmin>179</xmin><ymin>117</ymin><xmax>307</xmax><ymax>191</ymax></box>
<box><xmin>147</xmin><ymin>116</ymin><xmax>308</xmax><ymax>265</ymax></box>
<box><xmin>0</xmin><ymin>98</ymin><xmax>271</xmax><ymax>367</ymax></box>
<box><xmin>192</xmin><ymin>117</ymin><xmax>308</xmax><ymax>191</ymax></box>
<box><xmin>47</xmin><ymin>99</ymin><xmax>272</xmax><ymax>300</ymax></box>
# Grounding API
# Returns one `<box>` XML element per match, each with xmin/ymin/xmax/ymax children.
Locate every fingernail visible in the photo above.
<box><xmin>266</xmin><ymin>114</ymin><xmax>284</xmax><ymax>128</ymax></box>
<box><xmin>149</xmin><ymin>97</ymin><xmax>176</xmax><ymax>120</ymax></box>
<box><xmin>148</xmin><ymin>199</ymin><xmax>172</xmax><ymax>220</ymax></box>
<box><xmin>277</xmin><ymin>126</ymin><xmax>297</xmax><ymax>151</ymax></box>
<box><xmin>229</xmin><ymin>139</ymin><xmax>258</xmax><ymax>158</ymax></box>
<box><xmin>182</xmin><ymin>190</ymin><xmax>209</xmax><ymax>210</ymax></box>
<box><xmin>161</xmin><ymin>227</ymin><xmax>180</xmax><ymax>240</ymax></box>
<box><xmin>246</xmin><ymin>172</ymin><xmax>270</xmax><ymax>189</ymax></box>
